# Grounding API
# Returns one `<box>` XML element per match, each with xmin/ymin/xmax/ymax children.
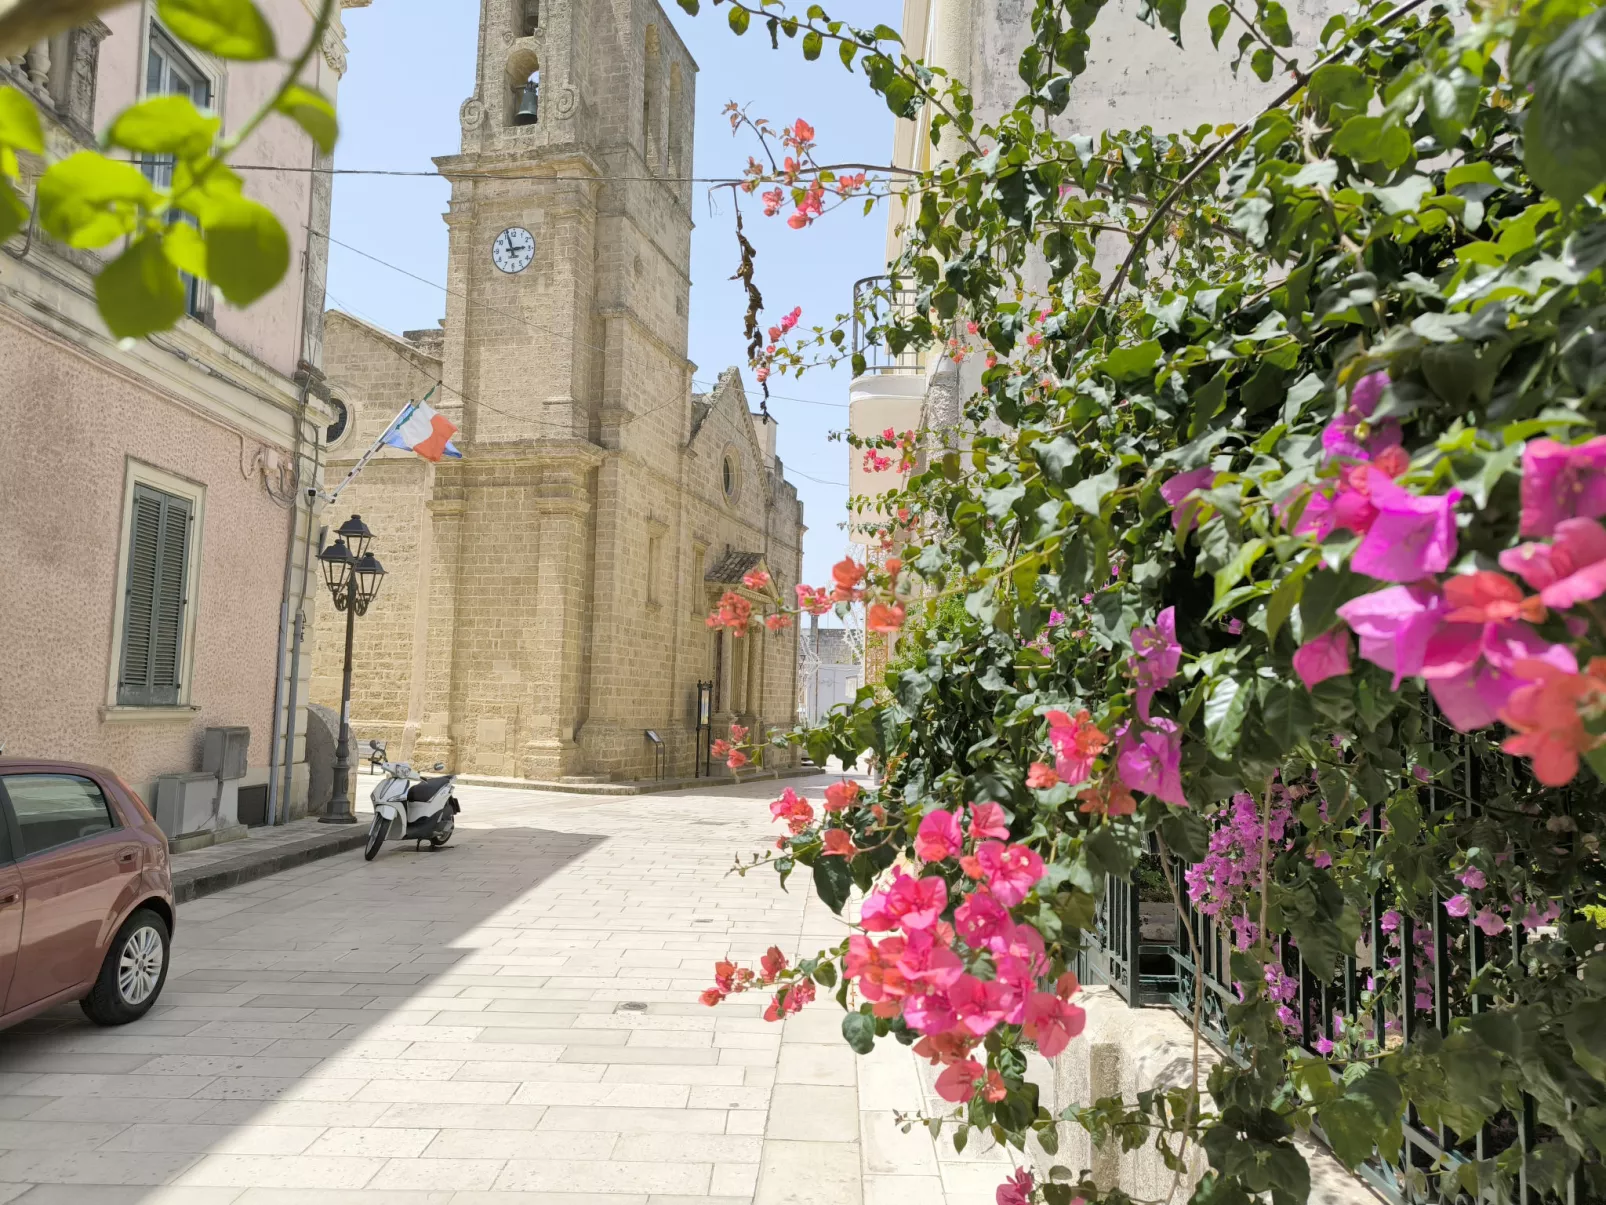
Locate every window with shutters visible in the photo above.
<box><xmin>141</xmin><ymin>26</ymin><xmax>213</xmax><ymax>320</ymax></box>
<box><xmin>117</xmin><ymin>483</ymin><xmax>193</xmax><ymax>707</ymax></box>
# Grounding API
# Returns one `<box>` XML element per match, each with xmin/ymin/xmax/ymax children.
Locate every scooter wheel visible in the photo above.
<box><xmin>363</xmin><ymin>816</ymin><xmax>386</xmax><ymax>861</ymax></box>
<box><xmin>430</xmin><ymin>813</ymin><xmax>454</xmax><ymax>848</ymax></box>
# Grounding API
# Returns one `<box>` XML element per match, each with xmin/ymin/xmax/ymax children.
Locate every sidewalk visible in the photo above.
<box><xmin>169</xmin><ymin>809</ymin><xmax>372</xmax><ymax>903</ymax></box>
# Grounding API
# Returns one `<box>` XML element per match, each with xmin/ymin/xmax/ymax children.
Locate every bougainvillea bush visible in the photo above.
<box><xmin>689</xmin><ymin>0</ymin><xmax>1606</xmax><ymax>1200</ymax></box>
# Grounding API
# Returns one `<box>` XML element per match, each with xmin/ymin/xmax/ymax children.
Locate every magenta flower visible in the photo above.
<box><xmin>973</xmin><ymin>842</ymin><xmax>1046</xmax><ymax>907</ymax></box>
<box><xmin>1227</xmin><ymin>617</ymin><xmax>1244</xmax><ymax>635</ymax></box>
<box><xmin>1380</xmin><ymin>909</ymin><xmax>1401</xmax><ymax>933</ymax></box>
<box><xmin>955</xmin><ymin>888</ymin><xmax>1013</xmax><ymax>952</ymax></box>
<box><xmin>1473</xmin><ymin>908</ymin><xmax>1507</xmax><ymax>936</ymax></box>
<box><xmin>968</xmin><ymin>801</ymin><xmax>1011</xmax><ymax>842</ymax></box>
<box><xmin>1519</xmin><ymin>436</ymin><xmax>1606</xmax><ymax>536</ymax></box>
<box><xmin>997</xmin><ymin>1168</ymin><xmax>1036</xmax><ymax>1205</ymax></box>
<box><xmin>1292</xmin><ymin>628</ymin><xmax>1351</xmax><ymax>689</ymax></box>
<box><xmin>1350</xmin><ymin>478</ymin><xmax>1461</xmax><ymax>582</ymax></box>
<box><xmin>1160</xmin><ymin>466</ymin><xmax>1215</xmax><ymax>529</ymax></box>
<box><xmin>868</xmin><ymin>870</ymin><xmax>948</xmax><ymax>931</ymax></box>
<box><xmin>1131</xmin><ymin>607</ymin><xmax>1181</xmax><ymax>718</ymax></box>
<box><xmin>1314</xmin><ymin>1036</ymin><xmax>1335</xmax><ymax>1055</ymax></box>
<box><xmin>1444</xmin><ymin>893</ymin><xmax>1470</xmax><ymax>918</ymax></box>
<box><xmin>1322</xmin><ymin>371</ymin><xmax>1402</xmax><ymax>464</ymax></box>
<box><xmin>1458</xmin><ymin>866</ymin><xmax>1486</xmax><ymax>890</ymax></box>
<box><xmin>896</xmin><ymin>928</ymin><xmax>963</xmax><ymax>988</ymax></box>
<box><xmin>1336</xmin><ymin>583</ymin><xmax>1574</xmax><ymax>730</ymax></box>
<box><xmin>1500</xmin><ymin>517</ymin><xmax>1606</xmax><ymax>609</ymax></box>
<box><xmin>1116</xmin><ymin>717</ymin><xmax>1187</xmax><ymax>807</ymax></box>
<box><xmin>914</xmin><ymin>809</ymin><xmax>963</xmax><ymax>863</ymax></box>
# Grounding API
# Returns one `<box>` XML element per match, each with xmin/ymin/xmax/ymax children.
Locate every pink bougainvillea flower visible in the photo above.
<box><xmin>934</xmin><ymin>1057</ymin><xmax>986</xmax><ymax>1103</ymax></box>
<box><xmin>900</xmin><ymin>984</ymin><xmax>958</xmax><ymax>1035</ymax></box>
<box><xmin>1293</xmin><ymin>627</ymin><xmax>1351</xmax><ymax>689</ymax></box>
<box><xmin>1519</xmin><ymin>436</ymin><xmax>1606</xmax><ymax>536</ymax></box>
<box><xmin>1023</xmin><ymin>990</ymin><xmax>1087</xmax><ymax>1057</ymax></box>
<box><xmin>1322</xmin><ymin>370</ymin><xmax>1402</xmax><ymax>464</ymax></box>
<box><xmin>822</xmin><ymin>778</ymin><xmax>860</xmax><ymax>813</ymax></box>
<box><xmin>1160</xmin><ymin>466</ymin><xmax>1215</xmax><ymax>530</ymax></box>
<box><xmin>1500</xmin><ymin>658</ymin><xmax>1606</xmax><ymax>786</ymax></box>
<box><xmin>1458</xmin><ymin>866</ymin><xmax>1487</xmax><ymax>890</ymax></box>
<box><xmin>1045</xmin><ymin>708</ymin><xmax>1109</xmax><ymax>784</ymax></box>
<box><xmin>821</xmin><ymin>829</ymin><xmax>857</xmax><ymax>857</ymax></box>
<box><xmin>1115</xmin><ymin>717</ymin><xmax>1187</xmax><ymax>807</ymax></box>
<box><xmin>982</xmin><ymin>1069</ymin><xmax>1008</xmax><ymax>1102</ymax></box>
<box><xmin>955</xmin><ymin>888</ymin><xmax>1013</xmax><ymax>952</ymax></box>
<box><xmin>996</xmin><ymin>1168</ymin><xmax>1036</xmax><ymax>1205</ymax></box>
<box><xmin>915</xmin><ymin>809</ymin><xmax>963</xmax><ymax>862</ymax></box>
<box><xmin>760</xmin><ymin>946</ymin><xmax>788</xmax><ymax>981</ymax></box>
<box><xmin>726</xmin><ymin>749</ymin><xmax>749</xmax><ymax>770</ymax></box>
<box><xmin>1077</xmin><ymin>777</ymin><xmax>1138</xmax><ymax>817</ymax></box>
<box><xmin>1444</xmin><ymin>894</ymin><xmax>1470</xmax><ymax>918</ymax></box>
<box><xmin>880</xmin><ymin>871</ymin><xmax>948</xmax><ymax>931</ymax></box>
<box><xmin>831</xmin><ymin>557</ymin><xmax>866</xmax><ymax>599</ymax></box>
<box><xmin>796</xmin><ymin>583</ymin><xmax>833</xmax><ymax>616</ymax></box>
<box><xmin>1473</xmin><ymin>908</ymin><xmax>1508</xmax><ymax>936</ymax></box>
<box><xmin>897</xmin><ymin>927</ymin><xmax>963</xmax><ymax>989</ymax></box>
<box><xmin>1026</xmin><ymin>762</ymin><xmax>1059</xmax><ymax>789</ymax></box>
<box><xmin>741</xmin><ymin>568</ymin><xmax>772</xmax><ymax>591</ymax></box>
<box><xmin>845</xmin><ymin>935</ymin><xmax>905</xmax><ymax>1003</ymax></box>
<box><xmin>866</xmin><ymin>601</ymin><xmax>906</xmax><ymax>632</ymax></box>
<box><xmin>1500</xmin><ymin>517</ymin><xmax>1606</xmax><ymax>610</ymax></box>
<box><xmin>1130</xmin><ymin>607</ymin><xmax>1181</xmax><ymax>718</ymax></box>
<box><xmin>972</xmin><ymin>842</ymin><xmax>1045</xmax><ymax>907</ymax></box>
<box><xmin>947</xmin><ymin>973</ymin><xmax>1009</xmax><ymax>1036</ymax></box>
<box><xmin>769</xmin><ymin>788</ymin><xmax>813</xmax><ymax>834</ymax></box>
<box><xmin>1350</xmin><ymin>479</ymin><xmax>1461</xmax><ymax>582</ymax></box>
<box><xmin>1337</xmin><ymin>584</ymin><xmax>1446</xmax><ymax>687</ymax></box>
<box><xmin>969</xmin><ymin>801</ymin><xmax>1010</xmax><ymax>841</ymax></box>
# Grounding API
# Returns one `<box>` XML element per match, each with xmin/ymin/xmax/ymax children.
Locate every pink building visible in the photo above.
<box><xmin>0</xmin><ymin>0</ymin><xmax>369</xmax><ymax>842</ymax></box>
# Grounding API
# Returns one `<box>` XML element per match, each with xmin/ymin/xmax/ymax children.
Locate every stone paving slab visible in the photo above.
<box><xmin>0</xmin><ymin>773</ymin><xmax>1024</xmax><ymax>1204</ymax></box>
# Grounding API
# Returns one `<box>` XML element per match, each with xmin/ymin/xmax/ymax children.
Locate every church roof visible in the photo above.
<box><xmin>705</xmin><ymin>550</ymin><xmax>767</xmax><ymax>585</ymax></box>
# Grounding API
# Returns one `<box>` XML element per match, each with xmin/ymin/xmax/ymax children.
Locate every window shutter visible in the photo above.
<box><xmin>119</xmin><ymin>485</ymin><xmax>191</xmax><ymax>706</ymax></box>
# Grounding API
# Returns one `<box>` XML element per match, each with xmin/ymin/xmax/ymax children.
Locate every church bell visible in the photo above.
<box><xmin>514</xmin><ymin>81</ymin><xmax>540</xmax><ymax>125</ymax></box>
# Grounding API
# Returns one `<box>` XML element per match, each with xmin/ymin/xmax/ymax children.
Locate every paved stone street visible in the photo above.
<box><xmin>0</xmin><ymin>776</ymin><xmax>1021</xmax><ymax>1205</ymax></box>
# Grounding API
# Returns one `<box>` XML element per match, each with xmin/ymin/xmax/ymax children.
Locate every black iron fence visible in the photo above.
<box><xmin>1075</xmin><ymin>703</ymin><xmax>1596</xmax><ymax>1205</ymax></box>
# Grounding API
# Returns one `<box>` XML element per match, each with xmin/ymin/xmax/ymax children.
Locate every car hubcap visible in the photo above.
<box><xmin>118</xmin><ymin>926</ymin><xmax>163</xmax><ymax>1005</ymax></box>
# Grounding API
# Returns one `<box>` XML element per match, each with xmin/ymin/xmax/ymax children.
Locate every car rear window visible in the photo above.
<box><xmin>2</xmin><ymin>775</ymin><xmax>117</xmax><ymax>858</ymax></box>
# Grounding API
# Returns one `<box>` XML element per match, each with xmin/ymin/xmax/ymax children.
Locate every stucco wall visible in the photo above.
<box><xmin>91</xmin><ymin>0</ymin><xmax>342</xmax><ymax>380</ymax></box>
<box><xmin>0</xmin><ymin>311</ymin><xmax>291</xmax><ymax>799</ymax></box>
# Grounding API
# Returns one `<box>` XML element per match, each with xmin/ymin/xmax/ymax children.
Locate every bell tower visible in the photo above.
<box><xmin>414</xmin><ymin>0</ymin><xmax>699</xmax><ymax>780</ymax></box>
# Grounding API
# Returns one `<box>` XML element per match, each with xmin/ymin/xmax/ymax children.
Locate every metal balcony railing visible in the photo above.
<box><xmin>851</xmin><ymin>275</ymin><xmax>924</xmax><ymax>376</ymax></box>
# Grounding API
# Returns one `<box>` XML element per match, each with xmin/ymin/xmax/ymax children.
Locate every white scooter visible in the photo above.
<box><xmin>365</xmin><ymin>760</ymin><xmax>460</xmax><ymax>861</ymax></box>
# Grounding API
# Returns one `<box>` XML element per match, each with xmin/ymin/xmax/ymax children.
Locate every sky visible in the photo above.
<box><xmin>325</xmin><ymin>0</ymin><xmax>904</xmax><ymax>604</ymax></box>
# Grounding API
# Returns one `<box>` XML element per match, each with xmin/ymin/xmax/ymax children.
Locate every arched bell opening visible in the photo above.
<box><xmin>505</xmin><ymin>46</ymin><xmax>540</xmax><ymax>126</ymax></box>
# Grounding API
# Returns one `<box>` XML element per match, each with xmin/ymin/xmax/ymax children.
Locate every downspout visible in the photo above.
<box><xmin>265</xmin><ymin>372</ymin><xmax>310</xmax><ymax>827</ymax></box>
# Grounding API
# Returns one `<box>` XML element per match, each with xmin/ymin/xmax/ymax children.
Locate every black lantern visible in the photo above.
<box><xmin>335</xmin><ymin>513</ymin><xmax>374</xmax><ymax>559</ymax></box>
<box><xmin>351</xmin><ymin>552</ymin><xmax>387</xmax><ymax>615</ymax></box>
<box><xmin>319</xmin><ymin>515</ymin><xmax>384</xmax><ymax>825</ymax></box>
<box><xmin>319</xmin><ymin>538</ymin><xmax>354</xmax><ymax>606</ymax></box>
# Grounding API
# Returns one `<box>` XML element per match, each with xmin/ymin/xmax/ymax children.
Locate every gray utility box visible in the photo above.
<box><xmin>153</xmin><ymin>771</ymin><xmax>221</xmax><ymax>839</ymax></box>
<box><xmin>202</xmin><ymin>726</ymin><xmax>250</xmax><ymax>781</ymax></box>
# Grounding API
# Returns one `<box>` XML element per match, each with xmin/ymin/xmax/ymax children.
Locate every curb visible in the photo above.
<box><xmin>172</xmin><ymin>825</ymin><xmax>370</xmax><ymax>903</ymax></box>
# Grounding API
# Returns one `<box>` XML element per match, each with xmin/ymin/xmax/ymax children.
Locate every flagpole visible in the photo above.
<box><xmin>319</xmin><ymin>386</ymin><xmax>437</xmax><ymax>507</ymax></box>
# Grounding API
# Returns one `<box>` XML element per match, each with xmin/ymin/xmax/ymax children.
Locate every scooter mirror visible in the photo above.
<box><xmin>433</xmin><ymin>762</ymin><xmax>446</xmax><ymax>771</ymax></box>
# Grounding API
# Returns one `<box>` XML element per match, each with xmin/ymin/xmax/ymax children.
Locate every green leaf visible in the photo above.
<box><xmin>1213</xmin><ymin>538</ymin><xmax>1266</xmax><ymax>604</ymax></box>
<box><xmin>842</xmin><ymin>1010</ymin><xmax>876</xmax><ymax>1054</ymax></box>
<box><xmin>275</xmin><ymin>84</ymin><xmax>338</xmax><ymax>154</ymax></box>
<box><xmin>0</xmin><ymin>86</ymin><xmax>45</xmax><ymax>156</ymax></box>
<box><xmin>802</xmin><ymin>29</ymin><xmax>823</xmax><ymax>59</ymax></box>
<box><xmin>1307</xmin><ymin>64</ymin><xmax>1368</xmax><ymax>122</ymax></box>
<box><xmin>813</xmin><ymin>854</ymin><xmax>852</xmax><ymax>914</ymax></box>
<box><xmin>1250</xmin><ymin>47</ymin><xmax>1275</xmax><ymax>82</ymax></box>
<box><xmin>1330</xmin><ymin>115</ymin><xmax>1411</xmax><ymax>170</ymax></box>
<box><xmin>1204</xmin><ymin>675</ymin><xmax>1250</xmax><ymax>755</ymax></box>
<box><xmin>1261</xmin><ymin>681</ymin><xmax>1316</xmax><ymax>749</ymax></box>
<box><xmin>105</xmin><ymin>95</ymin><xmax>220</xmax><ymax>158</ymax></box>
<box><xmin>812</xmin><ymin>960</ymin><xmax>838</xmax><ymax>989</ymax></box>
<box><xmin>97</xmin><ymin>234</ymin><xmax>188</xmax><ymax>338</ymax></box>
<box><xmin>1069</xmin><ymin>469</ymin><xmax>1118</xmax><ymax>516</ymax></box>
<box><xmin>1525</xmin><ymin>8</ymin><xmax>1606</xmax><ymax>208</ymax></box>
<box><xmin>157</xmin><ymin>0</ymin><xmax>277</xmax><ymax>60</ymax></box>
<box><xmin>1101</xmin><ymin>339</ymin><xmax>1162</xmax><ymax>381</ymax></box>
<box><xmin>676</xmin><ymin>0</ymin><xmax>699</xmax><ymax>12</ymax></box>
<box><xmin>729</xmin><ymin>5</ymin><xmax>750</xmax><ymax>33</ymax></box>
<box><xmin>203</xmin><ymin>195</ymin><xmax>290</xmax><ymax>305</ymax></box>
<box><xmin>162</xmin><ymin>220</ymin><xmax>208</xmax><ymax>277</ymax></box>
<box><xmin>1208</xmin><ymin>3</ymin><xmax>1230</xmax><ymax>48</ymax></box>
<box><xmin>1260</xmin><ymin>1</ymin><xmax>1292</xmax><ymax>47</ymax></box>
<box><xmin>36</xmin><ymin>151</ymin><xmax>159</xmax><ymax>249</ymax></box>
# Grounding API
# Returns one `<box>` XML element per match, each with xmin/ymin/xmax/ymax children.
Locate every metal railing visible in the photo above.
<box><xmin>1075</xmin><ymin>702</ymin><xmax>1597</xmax><ymax>1205</ymax></box>
<box><xmin>851</xmin><ymin>275</ymin><xmax>924</xmax><ymax>375</ymax></box>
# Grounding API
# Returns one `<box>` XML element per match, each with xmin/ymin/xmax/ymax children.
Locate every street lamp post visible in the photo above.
<box><xmin>317</xmin><ymin>514</ymin><xmax>387</xmax><ymax>824</ymax></box>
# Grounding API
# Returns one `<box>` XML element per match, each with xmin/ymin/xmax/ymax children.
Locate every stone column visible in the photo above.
<box><xmin>411</xmin><ymin>479</ymin><xmax>464</xmax><ymax>768</ymax></box>
<box><xmin>521</xmin><ymin>449</ymin><xmax>598</xmax><ymax>778</ymax></box>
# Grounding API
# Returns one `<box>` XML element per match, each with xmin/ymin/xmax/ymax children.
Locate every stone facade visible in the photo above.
<box><xmin>314</xmin><ymin>0</ymin><xmax>805</xmax><ymax>783</ymax></box>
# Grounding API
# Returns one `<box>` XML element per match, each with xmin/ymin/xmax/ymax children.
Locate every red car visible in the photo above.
<box><xmin>0</xmin><ymin>759</ymin><xmax>175</xmax><ymax>1029</ymax></box>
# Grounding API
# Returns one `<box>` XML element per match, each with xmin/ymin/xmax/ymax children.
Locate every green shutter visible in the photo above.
<box><xmin>118</xmin><ymin>484</ymin><xmax>191</xmax><ymax>706</ymax></box>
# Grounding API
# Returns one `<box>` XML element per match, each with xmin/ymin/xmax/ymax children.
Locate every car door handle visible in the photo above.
<box><xmin>0</xmin><ymin>892</ymin><xmax>17</xmax><ymax>907</ymax></box>
<box><xmin>117</xmin><ymin>851</ymin><xmax>137</xmax><ymax>865</ymax></box>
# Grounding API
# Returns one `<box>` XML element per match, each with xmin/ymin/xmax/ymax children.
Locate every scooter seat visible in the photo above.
<box><xmin>406</xmin><ymin>776</ymin><xmax>452</xmax><ymax>802</ymax></box>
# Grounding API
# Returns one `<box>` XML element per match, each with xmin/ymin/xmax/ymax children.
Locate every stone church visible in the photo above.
<box><xmin>311</xmin><ymin>0</ymin><xmax>806</xmax><ymax>783</ymax></box>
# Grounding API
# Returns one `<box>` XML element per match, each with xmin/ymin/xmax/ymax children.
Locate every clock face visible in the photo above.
<box><xmin>492</xmin><ymin>226</ymin><xmax>535</xmax><ymax>273</ymax></box>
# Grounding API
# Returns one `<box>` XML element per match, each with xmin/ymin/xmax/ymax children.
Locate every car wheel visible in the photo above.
<box><xmin>81</xmin><ymin>907</ymin><xmax>169</xmax><ymax>1026</ymax></box>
